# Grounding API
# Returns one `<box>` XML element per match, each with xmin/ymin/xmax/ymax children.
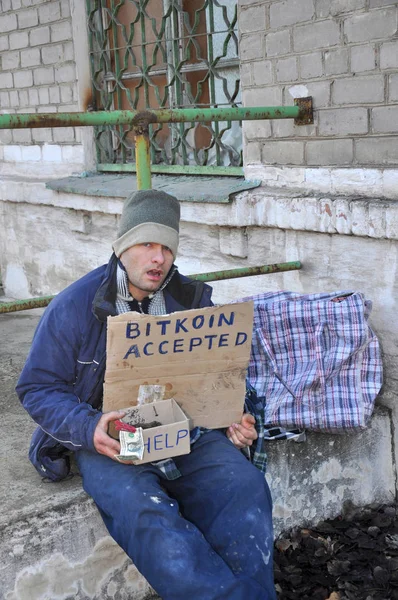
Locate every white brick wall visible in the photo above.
<box><xmin>240</xmin><ymin>0</ymin><xmax>398</xmax><ymax>174</ymax></box>
<box><xmin>0</xmin><ymin>0</ymin><xmax>82</xmax><ymax>174</ymax></box>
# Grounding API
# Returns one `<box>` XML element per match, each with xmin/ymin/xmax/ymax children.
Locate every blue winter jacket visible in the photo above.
<box><xmin>16</xmin><ymin>254</ymin><xmax>213</xmax><ymax>481</ymax></box>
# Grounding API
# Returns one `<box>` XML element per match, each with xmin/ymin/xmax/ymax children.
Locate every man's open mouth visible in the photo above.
<box><xmin>147</xmin><ymin>269</ymin><xmax>163</xmax><ymax>279</ymax></box>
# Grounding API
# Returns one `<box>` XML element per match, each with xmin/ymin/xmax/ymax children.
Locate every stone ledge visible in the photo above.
<box><xmin>45</xmin><ymin>172</ymin><xmax>262</xmax><ymax>204</ymax></box>
<box><xmin>1</xmin><ymin>174</ymin><xmax>398</xmax><ymax>241</ymax></box>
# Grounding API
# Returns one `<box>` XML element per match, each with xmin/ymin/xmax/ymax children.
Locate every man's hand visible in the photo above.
<box><xmin>93</xmin><ymin>410</ymin><xmax>132</xmax><ymax>462</ymax></box>
<box><xmin>226</xmin><ymin>413</ymin><xmax>258</xmax><ymax>449</ymax></box>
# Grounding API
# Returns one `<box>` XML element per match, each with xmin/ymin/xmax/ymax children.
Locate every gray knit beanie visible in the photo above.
<box><xmin>112</xmin><ymin>189</ymin><xmax>180</xmax><ymax>258</ymax></box>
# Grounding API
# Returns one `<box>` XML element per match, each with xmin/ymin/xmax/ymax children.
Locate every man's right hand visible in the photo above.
<box><xmin>93</xmin><ymin>410</ymin><xmax>128</xmax><ymax>461</ymax></box>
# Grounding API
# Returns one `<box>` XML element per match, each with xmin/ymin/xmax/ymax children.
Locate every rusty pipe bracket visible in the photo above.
<box><xmin>294</xmin><ymin>96</ymin><xmax>314</xmax><ymax>126</ymax></box>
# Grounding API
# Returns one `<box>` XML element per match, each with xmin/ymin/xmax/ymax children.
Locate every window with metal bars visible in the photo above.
<box><xmin>86</xmin><ymin>0</ymin><xmax>242</xmax><ymax>175</ymax></box>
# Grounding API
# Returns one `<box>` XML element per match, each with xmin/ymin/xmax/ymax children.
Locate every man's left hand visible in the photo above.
<box><xmin>226</xmin><ymin>413</ymin><xmax>257</xmax><ymax>449</ymax></box>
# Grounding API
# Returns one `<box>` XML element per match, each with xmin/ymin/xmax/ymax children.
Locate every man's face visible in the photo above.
<box><xmin>120</xmin><ymin>242</ymin><xmax>174</xmax><ymax>301</ymax></box>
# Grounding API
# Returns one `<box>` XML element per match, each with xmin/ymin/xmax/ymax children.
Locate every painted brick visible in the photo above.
<box><xmin>370</xmin><ymin>0</ymin><xmax>398</xmax><ymax>6</ymax></box>
<box><xmin>0</xmin><ymin>13</ymin><xmax>17</xmax><ymax>33</ymax></box>
<box><xmin>38</xmin><ymin>87</ymin><xmax>50</xmax><ymax>104</ymax></box>
<box><xmin>18</xmin><ymin>89</ymin><xmax>29</xmax><ymax>107</ymax></box>
<box><xmin>240</xmin><ymin>63</ymin><xmax>252</xmax><ymax>88</ymax></box>
<box><xmin>32</xmin><ymin>128</ymin><xmax>53</xmax><ymax>143</ymax></box>
<box><xmin>270</xmin><ymin>0</ymin><xmax>314</xmax><ymax>28</ymax></box>
<box><xmin>380</xmin><ymin>41</ymin><xmax>398</xmax><ymax>69</ymax></box>
<box><xmin>55</xmin><ymin>64</ymin><xmax>76</xmax><ymax>83</ymax></box>
<box><xmin>389</xmin><ymin>74</ymin><xmax>398</xmax><ymax>102</ymax></box>
<box><xmin>0</xmin><ymin>92</ymin><xmax>10</xmax><ymax>108</ymax></box>
<box><xmin>332</xmin><ymin>75</ymin><xmax>384</xmax><ymax>104</ymax></box>
<box><xmin>56</xmin><ymin>103</ymin><xmax>77</xmax><ymax>112</ymax></box>
<box><xmin>344</xmin><ymin>8</ymin><xmax>398</xmax><ymax>43</ymax></box>
<box><xmin>351</xmin><ymin>45</ymin><xmax>376</xmax><ymax>72</ymax></box>
<box><xmin>9</xmin><ymin>90</ymin><xmax>19</xmax><ymax>107</ymax></box>
<box><xmin>49</xmin><ymin>86</ymin><xmax>61</xmax><ymax>103</ymax></box>
<box><xmin>372</xmin><ymin>106</ymin><xmax>398</xmax><ymax>133</ymax></box>
<box><xmin>28</xmin><ymin>88</ymin><xmax>39</xmax><ymax>105</ymax></box>
<box><xmin>53</xmin><ymin>127</ymin><xmax>75</xmax><ymax>143</ymax></box>
<box><xmin>39</xmin><ymin>2</ymin><xmax>61</xmax><ymax>24</ymax></box>
<box><xmin>37</xmin><ymin>105</ymin><xmax>57</xmax><ymax>113</ymax></box>
<box><xmin>42</xmin><ymin>144</ymin><xmax>62</xmax><ymax>161</ymax></box>
<box><xmin>62</xmin><ymin>145</ymin><xmax>84</xmax><ymax>163</ymax></box>
<box><xmin>265</xmin><ymin>29</ymin><xmax>290</xmax><ymax>57</ymax></box>
<box><xmin>0</xmin><ymin>35</ymin><xmax>10</xmax><ymax>52</ymax></box>
<box><xmin>300</xmin><ymin>52</ymin><xmax>323</xmax><ymax>79</ymax></box>
<box><xmin>9</xmin><ymin>31</ymin><xmax>29</xmax><ymax>50</ymax></box>
<box><xmin>315</xmin><ymin>0</ymin><xmax>330</xmax><ymax>18</ymax></box>
<box><xmin>243</xmin><ymin>141</ymin><xmax>261</xmax><ymax>163</ymax></box>
<box><xmin>13</xmin><ymin>128</ymin><xmax>32</xmax><ymax>143</ymax></box>
<box><xmin>2</xmin><ymin>51</ymin><xmax>20</xmax><ymax>70</ymax></box>
<box><xmin>63</xmin><ymin>41</ymin><xmax>74</xmax><ymax>62</ymax></box>
<box><xmin>276</xmin><ymin>56</ymin><xmax>298</xmax><ymax>82</ymax></box>
<box><xmin>330</xmin><ymin>0</ymin><xmax>366</xmax><ymax>15</ymax></box>
<box><xmin>240</xmin><ymin>34</ymin><xmax>264</xmax><ymax>61</ymax></box>
<box><xmin>0</xmin><ymin>130</ymin><xmax>12</xmax><ymax>144</ymax></box>
<box><xmin>51</xmin><ymin>20</ymin><xmax>72</xmax><ymax>42</ymax></box>
<box><xmin>243</xmin><ymin>86</ymin><xmax>282</xmax><ymax>107</ymax></box>
<box><xmin>21</xmin><ymin>47</ymin><xmax>41</xmax><ymax>68</ymax></box>
<box><xmin>11</xmin><ymin>0</ymin><xmax>21</xmax><ymax>7</ymax></box>
<box><xmin>42</xmin><ymin>44</ymin><xmax>64</xmax><ymax>65</ymax></box>
<box><xmin>219</xmin><ymin>228</ymin><xmax>248</xmax><ymax>259</ymax></box>
<box><xmin>30</xmin><ymin>25</ymin><xmax>50</xmax><ymax>46</ymax></box>
<box><xmin>4</xmin><ymin>145</ymin><xmax>22</xmax><ymax>161</ymax></box>
<box><xmin>277</xmin><ymin>119</ymin><xmax>317</xmax><ymax>138</ymax></box>
<box><xmin>261</xmin><ymin>140</ymin><xmax>304</xmax><ymax>165</ymax></box>
<box><xmin>239</xmin><ymin>5</ymin><xmax>266</xmax><ymax>33</ymax></box>
<box><xmin>294</xmin><ymin>20</ymin><xmax>340</xmax><ymax>52</ymax></box>
<box><xmin>21</xmin><ymin>145</ymin><xmax>41</xmax><ymax>161</ymax></box>
<box><xmin>272</xmin><ymin>119</ymin><xmax>295</xmax><ymax>138</ymax></box>
<box><xmin>17</xmin><ymin>7</ymin><xmax>39</xmax><ymax>29</ymax></box>
<box><xmin>15</xmin><ymin>107</ymin><xmax>36</xmax><ymax>115</ymax></box>
<box><xmin>33</xmin><ymin>67</ymin><xmax>54</xmax><ymax>86</ymax></box>
<box><xmin>306</xmin><ymin>139</ymin><xmax>354</xmax><ymax>165</ymax></box>
<box><xmin>13</xmin><ymin>70</ymin><xmax>33</xmax><ymax>88</ymax></box>
<box><xmin>243</xmin><ymin>119</ymin><xmax>272</xmax><ymax>140</ymax></box>
<box><xmin>60</xmin><ymin>0</ymin><xmax>70</xmax><ymax>18</ymax></box>
<box><xmin>0</xmin><ymin>73</ymin><xmax>14</xmax><ymax>89</ymax></box>
<box><xmin>325</xmin><ymin>48</ymin><xmax>349</xmax><ymax>75</ymax></box>
<box><xmin>253</xmin><ymin>60</ymin><xmax>273</xmax><ymax>86</ymax></box>
<box><xmin>2</xmin><ymin>0</ymin><xmax>12</xmax><ymax>10</ymax></box>
<box><xmin>356</xmin><ymin>137</ymin><xmax>398</xmax><ymax>164</ymax></box>
<box><xmin>319</xmin><ymin>107</ymin><xmax>368</xmax><ymax>135</ymax></box>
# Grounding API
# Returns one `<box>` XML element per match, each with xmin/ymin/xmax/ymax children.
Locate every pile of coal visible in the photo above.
<box><xmin>274</xmin><ymin>504</ymin><xmax>398</xmax><ymax>600</ymax></box>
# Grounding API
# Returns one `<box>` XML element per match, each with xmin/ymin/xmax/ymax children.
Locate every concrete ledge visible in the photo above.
<box><xmin>1</xmin><ymin>174</ymin><xmax>398</xmax><ymax>241</ymax></box>
<box><xmin>267</xmin><ymin>406</ymin><xmax>396</xmax><ymax>537</ymax></box>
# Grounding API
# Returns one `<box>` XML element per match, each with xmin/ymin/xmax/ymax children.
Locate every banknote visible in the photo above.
<box><xmin>116</xmin><ymin>427</ymin><xmax>144</xmax><ymax>461</ymax></box>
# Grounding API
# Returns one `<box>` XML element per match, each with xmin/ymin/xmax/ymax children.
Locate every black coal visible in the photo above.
<box><xmin>274</xmin><ymin>504</ymin><xmax>398</xmax><ymax>600</ymax></box>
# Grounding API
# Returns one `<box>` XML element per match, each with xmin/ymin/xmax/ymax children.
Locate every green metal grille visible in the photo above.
<box><xmin>86</xmin><ymin>0</ymin><xmax>242</xmax><ymax>174</ymax></box>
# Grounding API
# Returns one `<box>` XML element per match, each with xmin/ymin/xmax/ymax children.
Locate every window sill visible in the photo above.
<box><xmin>45</xmin><ymin>172</ymin><xmax>261</xmax><ymax>204</ymax></box>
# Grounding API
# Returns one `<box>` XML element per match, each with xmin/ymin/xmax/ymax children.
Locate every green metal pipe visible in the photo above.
<box><xmin>135</xmin><ymin>132</ymin><xmax>152</xmax><ymax>190</ymax></box>
<box><xmin>0</xmin><ymin>296</ymin><xmax>55</xmax><ymax>314</ymax></box>
<box><xmin>189</xmin><ymin>261</ymin><xmax>302</xmax><ymax>282</ymax></box>
<box><xmin>0</xmin><ymin>262</ymin><xmax>302</xmax><ymax>314</ymax></box>
<box><xmin>0</xmin><ymin>106</ymin><xmax>301</xmax><ymax>130</ymax></box>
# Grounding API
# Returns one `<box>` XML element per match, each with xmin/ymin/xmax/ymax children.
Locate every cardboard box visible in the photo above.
<box><xmin>119</xmin><ymin>398</ymin><xmax>190</xmax><ymax>465</ymax></box>
<box><xmin>103</xmin><ymin>302</ymin><xmax>254</xmax><ymax>429</ymax></box>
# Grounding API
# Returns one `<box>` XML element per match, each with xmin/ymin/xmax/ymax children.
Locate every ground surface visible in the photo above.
<box><xmin>0</xmin><ymin>306</ymin><xmax>86</xmax><ymax>532</ymax></box>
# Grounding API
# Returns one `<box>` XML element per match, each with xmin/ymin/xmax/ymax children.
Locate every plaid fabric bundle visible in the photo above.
<box><xmin>243</xmin><ymin>290</ymin><xmax>383</xmax><ymax>434</ymax></box>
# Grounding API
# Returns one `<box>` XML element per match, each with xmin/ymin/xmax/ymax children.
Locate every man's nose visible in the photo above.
<box><xmin>152</xmin><ymin>246</ymin><xmax>165</xmax><ymax>264</ymax></box>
